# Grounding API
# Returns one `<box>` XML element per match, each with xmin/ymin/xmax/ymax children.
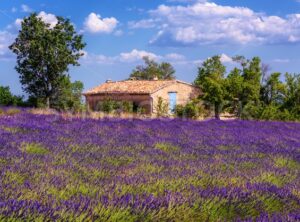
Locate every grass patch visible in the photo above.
<box><xmin>273</xmin><ymin>156</ymin><xmax>300</xmax><ymax>170</ymax></box>
<box><xmin>155</xmin><ymin>143</ymin><xmax>179</xmax><ymax>153</ymax></box>
<box><xmin>6</xmin><ymin>108</ymin><xmax>21</xmax><ymax>116</ymax></box>
<box><xmin>22</xmin><ymin>143</ymin><xmax>49</xmax><ymax>155</ymax></box>
<box><xmin>256</xmin><ymin>172</ymin><xmax>296</xmax><ymax>187</ymax></box>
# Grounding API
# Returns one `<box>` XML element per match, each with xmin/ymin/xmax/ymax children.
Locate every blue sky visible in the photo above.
<box><xmin>1</xmin><ymin>0</ymin><xmax>300</xmax><ymax>95</ymax></box>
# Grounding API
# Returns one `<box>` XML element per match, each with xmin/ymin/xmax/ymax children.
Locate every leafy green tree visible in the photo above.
<box><xmin>194</xmin><ymin>55</ymin><xmax>226</xmax><ymax>119</ymax></box>
<box><xmin>231</xmin><ymin>56</ymin><xmax>262</xmax><ymax>117</ymax></box>
<box><xmin>0</xmin><ymin>86</ymin><xmax>24</xmax><ymax>106</ymax></box>
<box><xmin>283</xmin><ymin>73</ymin><xmax>300</xmax><ymax>118</ymax></box>
<box><xmin>9</xmin><ymin>13</ymin><xmax>86</xmax><ymax>108</ymax></box>
<box><xmin>225</xmin><ymin>68</ymin><xmax>244</xmax><ymax>114</ymax></box>
<box><xmin>130</xmin><ymin>57</ymin><xmax>176</xmax><ymax>80</ymax></box>
<box><xmin>261</xmin><ymin>72</ymin><xmax>285</xmax><ymax>105</ymax></box>
<box><xmin>51</xmin><ymin>76</ymin><xmax>84</xmax><ymax>112</ymax></box>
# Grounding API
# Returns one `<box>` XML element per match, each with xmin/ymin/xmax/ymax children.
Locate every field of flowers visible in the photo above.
<box><xmin>0</xmin><ymin>109</ymin><xmax>299</xmax><ymax>221</ymax></box>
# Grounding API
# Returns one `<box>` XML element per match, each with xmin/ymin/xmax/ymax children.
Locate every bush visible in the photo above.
<box><xmin>155</xmin><ymin>97</ymin><xmax>169</xmax><ymax>117</ymax></box>
<box><xmin>175</xmin><ymin>100</ymin><xmax>206</xmax><ymax>119</ymax></box>
<box><xmin>122</xmin><ymin>101</ymin><xmax>134</xmax><ymax>113</ymax></box>
<box><xmin>97</xmin><ymin>100</ymin><xmax>135</xmax><ymax>114</ymax></box>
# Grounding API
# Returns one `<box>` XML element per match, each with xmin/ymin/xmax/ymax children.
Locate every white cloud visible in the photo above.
<box><xmin>14</xmin><ymin>11</ymin><xmax>58</xmax><ymax>30</ymax></box>
<box><xmin>128</xmin><ymin>19</ymin><xmax>157</xmax><ymax>29</ymax></box>
<box><xmin>128</xmin><ymin>1</ymin><xmax>300</xmax><ymax>46</ymax></box>
<box><xmin>14</xmin><ymin>19</ymin><xmax>23</xmax><ymax>28</ymax></box>
<box><xmin>37</xmin><ymin>11</ymin><xmax>58</xmax><ymax>28</ymax></box>
<box><xmin>21</xmin><ymin>4</ymin><xmax>32</xmax><ymax>13</ymax></box>
<box><xmin>119</xmin><ymin>49</ymin><xmax>160</xmax><ymax>62</ymax></box>
<box><xmin>220</xmin><ymin>54</ymin><xmax>233</xmax><ymax>63</ymax></box>
<box><xmin>82</xmin><ymin>49</ymin><xmax>196</xmax><ymax>65</ymax></box>
<box><xmin>0</xmin><ymin>31</ymin><xmax>15</xmax><ymax>60</ymax></box>
<box><xmin>84</xmin><ymin>13</ymin><xmax>118</xmax><ymax>33</ymax></box>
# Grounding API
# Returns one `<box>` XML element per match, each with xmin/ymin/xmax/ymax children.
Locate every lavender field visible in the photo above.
<box><xmin>0</xmin><ymin>110</ymin><xmax>299</xmax><ymax>221</ymax></box>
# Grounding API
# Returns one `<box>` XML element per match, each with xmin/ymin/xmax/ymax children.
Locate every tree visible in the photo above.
<box><xmin>225</xmin><ymin>68</ymin><xmax>244</xmax><ymax>114</ymax></box>
<box><xmin>261</xmin><ymin>72</ymin><xmax>285</xmax><ymax>106</ymax></box>
<box><xmin>51</xmin><ymin>76</ymin><xmax>84</xmax><ymax>111</ymax></box>
<box><xmin>130</xmin><ymin>57</ymin><xmax>176</xmax><ymax>80</ymax></box>
<box><xmin>283</xmin><ymin>73</ymin><xmax>300</xmax><ymax>118</ymax></box>
<box><xmin>194</xmin><ymin>55</ymin><xmax>226</xmax><ymax>119</ymax></box>
<box><xmin>9</xmin><ymin>13</ymin><xmax>86</xmax><ymax>108</ymax></box>
<box><xmin>0</xmin><ymin>86</ymin><xmax>24</xmax><ymax>106</ymax></box>
<box><xmin>231</xmin><ymin>56</ymin><xmax>262</xmax><ymax>117</ymax></box>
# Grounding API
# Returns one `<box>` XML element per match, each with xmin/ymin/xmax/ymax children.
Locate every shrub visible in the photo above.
<box><xmin>122</xmin><ymin>101</ymin><xmax>133</xmax><ymax>113</ymax></box>
<box><xmin>155</xmin><ymin>97</ymin><xmax>169</xmax><ymax>117</ymax></box>
<box><xmin>175</xmin><ymin>100</ymin><xmax>206</xmax><ymax>119</ymax></box>
<box><xmin>98</xmin><ymin>99</ymin><xmax>116</xmax><ymax>113</ymax></box>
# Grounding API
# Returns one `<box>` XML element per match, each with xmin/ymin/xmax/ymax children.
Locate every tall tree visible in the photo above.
<box><xmin>9</xmin><ymin>13</ymin><xmax>86</xmax><ymax>108</ymax></box>
<box><xmin>232</xmin><ymin>56</ymin><xmax>262</xmax><ymax>117</ymax></box>
<box><xmin>261</xmin><ymin>72</ymin><xmax>285</xmax><ymax>105</ymax></box>
<box><xmin>283</xmin><ymin>73</ymin><xmax>300</xmax><ymax>117</ymax></box>
<box><xmin>130</xmin><ymin>57</ymin><xmax>176</xmax><ymax>80</ymax></box>
<box><xmin>194</xmin><ymin>55</ymin><xmax>226</xmax><ymax>119</ymax></box>
<box><xmin>225</xmin><ymin>68</ymin><xmax>244</xmax><ymax>115</ymax></box>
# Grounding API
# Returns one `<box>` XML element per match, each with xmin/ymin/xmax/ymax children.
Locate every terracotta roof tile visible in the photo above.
<box><xmin>84</xmin><ymin>80</ymin><xmax>181</xmax><ymax>95</ymax></box>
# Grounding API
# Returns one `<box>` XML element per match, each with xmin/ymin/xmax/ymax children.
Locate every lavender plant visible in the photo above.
<box><xmin>0</xmin><ymin>110</ymin><xmax>299</xmax><ymax>221</ymax></box>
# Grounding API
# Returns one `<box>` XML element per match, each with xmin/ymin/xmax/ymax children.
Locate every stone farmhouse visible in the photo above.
<box><xmin>83</xmin><ymin>79</ymin><xmax>201</xmax><ymax>115</ymax></box>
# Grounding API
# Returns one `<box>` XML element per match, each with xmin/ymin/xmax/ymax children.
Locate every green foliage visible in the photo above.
<box><xmin>194</xmin><ymin>55</ymin><xmax>226</xmax><ymax>119</ymax></box>
<box><xmin>155</xmin><ymin>97</ymin><xmax>169</xmax><ymax>117</ymax></box>
<box><xmin>97</xmin><ymin>99</ymin><xmax>134</xmax><ymax>114</ymax></box>
<box><xmin>0</xmin><ymin>86</ymin><xmax>24</xmax><ymax>106</ymax></box>
<box><xmin>9</xmin><ymin>13</ymin><xmax>86</xmax><ymax>108</ymax></box>
<box><xmin>130</xmin><ymin>56</ymin><xmax>176</xmax><ymax>80</ymax></box>
<box><xmin>175</xmin><ymin>100</ymin><xmax>206</xmax><ymax>119</ymax></box>
<box><xmin>192</xmin><ymin>54</ymin><xmax>300</xmax><ymax>121</ymax></box>
<box><xmin>51</xmin><ymin>76</ymin><xmax>84</xmax><ymax>112</ymax></box>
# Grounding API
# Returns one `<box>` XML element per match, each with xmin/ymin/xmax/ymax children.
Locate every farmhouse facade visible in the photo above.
<box><xmin>83</xmin><ymin>79</ymin><xmax>201</xmax><ymax>115</ymax></box>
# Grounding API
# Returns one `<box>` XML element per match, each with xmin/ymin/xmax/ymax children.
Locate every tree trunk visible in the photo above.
<box><xmin>215</xmin><ymin>103</ymin><xmax>220</xmax><ymax>120</ymax></box>
<box><xmin>46</xmin><ymin>97</ymin><xmax>50</xmax><ymax>109</ymax></box>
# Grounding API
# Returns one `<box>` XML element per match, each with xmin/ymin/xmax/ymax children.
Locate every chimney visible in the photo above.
<box><xmin>106</xmin><ymin>79</ymin><xmax>113</xmax><ymax>83</ymax></box>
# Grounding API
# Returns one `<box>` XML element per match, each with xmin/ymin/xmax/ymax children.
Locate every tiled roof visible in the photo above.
<box><xmin>84</xmin><ymin>80</ymin><xmax>193</xmax><ymax>95</ymax></box>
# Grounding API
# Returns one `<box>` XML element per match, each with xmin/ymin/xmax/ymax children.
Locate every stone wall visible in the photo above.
<box><xmin>151</xmin><ymin>82</ymin><xmax>201</xmax><ymax>114</ymax></box>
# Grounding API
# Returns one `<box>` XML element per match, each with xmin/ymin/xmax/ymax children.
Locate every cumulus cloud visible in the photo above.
<box><xmin>129</xmin><ymin>1</ymin><xmax>300</xmax><ymax>46</ymax></box>
<box><xmin>84</xmin><ymin>13</ymin><xmax>118</xmax><ymax>33</ymax></box>
<box><xmin>37</xmin><ymin>11</ymin><xmax>58</xmax><ymax>28</ymax></box>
